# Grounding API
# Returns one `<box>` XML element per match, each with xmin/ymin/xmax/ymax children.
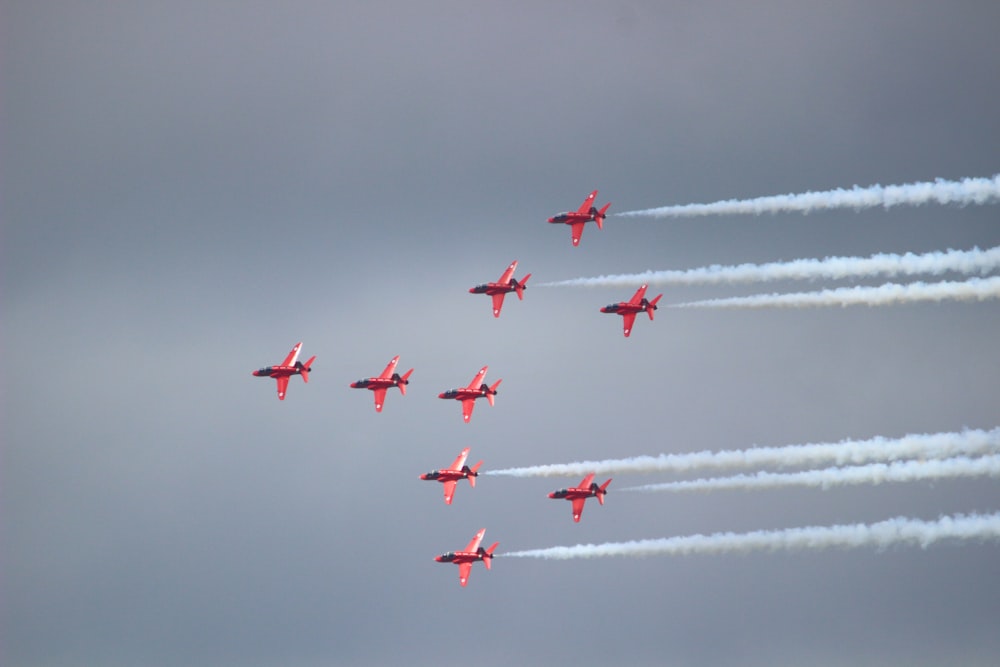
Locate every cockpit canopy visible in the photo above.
<box><xmin>257</xmin><ymin>366</ymin><xmax>273</xmax><ymax>374</ymax></box>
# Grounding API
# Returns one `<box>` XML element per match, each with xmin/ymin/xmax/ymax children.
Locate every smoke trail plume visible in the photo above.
<box><xmin>671</xmin><ymin>276</ymin><xmax>1000</xmax><ymax>309</ymax></box>
<box><xmin>540</xmin><ymin>246</ymin><xmax>1000</xmax><ymax>288</ymax></box>
<box><xmin>617</xmin><ymin>175</ymin><xmax>1000</xmax><ymax>218</ymax></box>
<box><xmin>622</xmin><ymin>455</ymin><xmax>1000</xmax><ymax>494</ymax></box>
<box><xmin>484</xmin><ymin>428</ymin><xmax>1000</xmax><ymax>478</ymax></box>
<box><xmin>503</xmin><ymin>513</ymin><xmax>1000</xmax><ymax>559</ymax></box>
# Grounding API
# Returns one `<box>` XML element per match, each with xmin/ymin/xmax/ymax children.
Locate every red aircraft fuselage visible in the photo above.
<box><xmin>349</xmin><ymin>355</ymin><xmax>413</xmax><ymax>412</ymax></box>
<box><xmin>252</xmin><ymin>342</ymin><xmax>315</xmax><ymax>400</ymax></box>
<box><xmin>548</xmin><ymin>473</ymin><xmax>612</xmax><ymax>522</ymax></box>
<box><xmin>435</xmin><ymin>528</ymin><xmax>498</xmax><ymax>587</ymax></box>
<box><xmin>547</xmin><ymin>190</ymin><xmax>611</xmax><ymax>247</ymax></box>
<box><xmin>469</xmin><ymin>260</ymin><xmax>531</xmax><ymax>317</ymax></box>
<box><xmin>420</xmin><ymin>447</ymin><xmax>483</xmax><ymax>504</ymax></box>
<box><xmin>438</xmin><ymin>366</ymin><xmax>502</xmax><ymax>423</ymax></box>
<box><xmin>600</xmin><ymin>284</ymin><xmax>663</xmax><ymax>337</ymax></box>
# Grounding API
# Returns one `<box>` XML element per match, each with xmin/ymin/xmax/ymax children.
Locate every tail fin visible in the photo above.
<box><xmin>597</xmin><ymin>479</ymin><xmax>612</xmax><ymax>505</ymax></box>
<box><xmin>486</xmin><ymin>379</ymin><xmax>502</xmax><ymax>406</ymax></box>
<box><xmin>300</xmin><ymin>356</ymin><xmax>317</xmax><ymax>382</ymax></box>
<box><xmin>595</xmin><ymin>203</ymin><xmax>611</xmax><ymax>229</ymax></box>
<box><xmin>468</xmin><ymin>461</ymin><xmax>483</xmax><ymax>487</ymax></box>
<box><xmin>483</xmin><ymin>542</ymin><xmax>499</xmax><ymax>569</ymax></box>
<box><xmin>515</xmin><ymin>273</ymin><xmax>531</xmax><ymax>300</ymax></box>
<box><xmin>398</xmin><ymin>368</ymin><xmax>414</xmax><ymax>394</ymax></box>
<box><xmin>647</xmin><ymin>294</ymin><xmax>662</xmax><ymax>320</ymax></box>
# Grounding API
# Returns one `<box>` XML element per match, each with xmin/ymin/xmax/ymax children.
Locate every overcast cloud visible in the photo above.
<box><xmin>4</xmin><ymin>2</ymin><xmax>999</xmax><ymax>666</ymax></box>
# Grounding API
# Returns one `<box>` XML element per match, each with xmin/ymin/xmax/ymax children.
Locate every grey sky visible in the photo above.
<box><xmin>4</xmin><ymin>2</ymin><xmax>1000</xmax><ymax>666</ymax></box>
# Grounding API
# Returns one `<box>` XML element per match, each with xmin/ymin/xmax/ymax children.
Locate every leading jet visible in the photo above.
<box><xmin>547</xmin><ymin>190</ymin><xmax>611</xmax><ymax>247</ymax></box>
<box><xmin>468</xmin><ymin>260</ymin><xmax>531</xmax><ymax>318</ymax></box>
<box><xmin>600</xmin><ymin>283</ymin><xmax>662</xmax><ymax>337</ymax></box>
<box><xmin>435</xmin><ymin>528</ymin><xmax>498</xmax><ymax>587</ymax></box>
<box><xmin>349</xmin><ymin>355</ymin><xmax>413</xmax><ymax>412</ymax></box>
<box><xmin>438</xmin><ymin>365</ymin><xmax>502</xmax><ymax>423</ymax></box>
<box><xmin>252</xmin><ymin>342</ymin><xmax>315</xmax><ymax>400</ymax></box>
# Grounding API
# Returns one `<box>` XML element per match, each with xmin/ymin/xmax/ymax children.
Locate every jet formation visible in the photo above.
<box><xmin>249</xmin><ymin>189</ymin><xmax>656</xmax><ymax>587</ymax></box>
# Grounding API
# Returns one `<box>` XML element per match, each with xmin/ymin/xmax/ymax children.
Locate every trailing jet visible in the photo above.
<box><xmin>547</xmin><ymin>190</ymin><xmax>611</xmax><ymax>247</ymax></box>
<box><xmin>420</xmin><ymin>447</ymin><xmax>483</xmax><ymax>504</ymax></box>
<box><xmin>349</xmin><ymin>355</ymin><xmax>413</xmax><ymax>412</ymax></box>
<box><xmin>548</xmin><ymin>473</ymin><xmax>612</xmax><ymax>522</ymax></box>
<box><xmin>438</xmin><ymin>366</ymin><xmax>502</xmax><ymax>423</ymax></box>
<box><xmin>252</xmin><ymin>342</ymin><xmax>315</xmax><ymax>400</ymax></box>
<box><xmin>600</xmin><ymin>283</ymin><xmax>663</xmax><ymax>337</ymax></box>
<box><xmin>435</xmin><ymin>528</ymin><xmax>498</xmax><ymax>587</ymax></box>
<box><xmin>469</xmin><ymin>260</ymin><xmax>531</xmax><ymax>317</ymax></box>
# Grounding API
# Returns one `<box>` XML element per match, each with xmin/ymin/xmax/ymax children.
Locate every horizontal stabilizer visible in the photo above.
<box><xmin>469</xmin><ymin>461</ymin><xmax>483</xmax><ymax>487</ymax></box>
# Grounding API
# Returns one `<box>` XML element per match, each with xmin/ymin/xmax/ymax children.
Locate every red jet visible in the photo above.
<box><xmin>349</xmin><ymin>355</ymin><xmax>413</xmax><ymax>412</ymax></box>
<box><xmin>252</xmin><ymin>342</ymin><xmax>315</xmax><ymax>400</ymax></box>
<box><xmin>548</xmin><ymin>473</ymin><xmax>612</xmax><ymax>522</ymax></box>
<box><xmin>547</xmin><ymin>190</ymin><xmax>611</xmax><ymax>247</ymax></box>
<box><xmin>438</xmin><ymin>366</ymin><xmax>502</xmax><ymax>423</ymax></box>
<box><xmin>435</xmin><ymin>528</ymin><xmax>498</xmax><ymax>587</ymax></box>
<box><xmin>600</xmin><ymin>283</ymin><xmax>663</xmax><ymax>337</ymax></box>
<box><xmin>469</xmin><ymin>260</ymin><xmax>531</xmax><ymax>318</ymax></box>
<box><xmin>420</xmin><ymin>447</ymin><xmax>483</xmax><ymax>504</ymax></box>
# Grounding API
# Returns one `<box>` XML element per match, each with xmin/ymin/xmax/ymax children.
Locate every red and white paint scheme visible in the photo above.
<box><xmin>252</xmin><ymin>342</ymin><xmax>315</xmax><ymax>400</ymax></box>
<box><xmin>600</xmin><ymin>283</ymin><xmax>663</xmax><ymax>337</ymax></box>
<box><xmin>349</xmin><ymin>355</ymin><xmax>413</xmax><ymax>412</ymax></box>
<box><xmin>435</xmin><ymin>528</ymin><xmax>498</xmax><ymax>587</ymax></box>
<box><xmin>547</xmin><ymin>190</ymin><xmax>611</xmax><ymax>247</ymax></box>
<box><xmin>420</xmin><ymin>447</ymin><xmax>483</xmax><ymax>505</ymax></box>
<box><xmin>548</xmin><ymin>473</ymin><xmax>612</xmax><ymax>523</ymax></box>
<box><xmin>437</xmin><ymin>365</ymin><xmax>502</xmax><ymax>423</ymax></box>
<box><xmin>468</xmin><ymin>260</ymin><xmax>531</xmax><ymax>318</ymax></box>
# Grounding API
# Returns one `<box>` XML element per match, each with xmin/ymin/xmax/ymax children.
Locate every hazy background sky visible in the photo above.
<box><xmin>4</xmin><ymin>2</ymin><xmax>999</xmax><ymax>666</ymax></box>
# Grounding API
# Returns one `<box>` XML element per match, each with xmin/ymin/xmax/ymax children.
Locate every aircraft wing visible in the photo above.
<box><xmin>458</xmin><ymin>561</ymin><xmax>473</xmax><ymax>587</ymax></box>
<box><xmin>378</xmin><ymin>356</ymin><xmax>400</xmax><ymax>379</ymax></box>
<box><xmin>373</xmin><ymin>388</ymin><xmax>387</xmax><ymax>412</ymax></box>
<box><xmin>622</xmin><ymin>312</ymin><xmax>637</xmax><ymax>337</ymax></box>
<box><xmin>579</xmin><ymin>472</ymin><xmax>596</xmax><ymax>489</ymax></box>
<box><xmin>628</xmin><ymin>284</ymin><xmax>649</xmax><ymax>305</ymax></box>
<box><xmin>442</xmin><ymin>480</ymin><xmax>458</xmax><ymax>505</ymax></box>
<box><xmin>449</xmin><ymin>447</ymin><xmax>471</xmax><ymax>471</ymax></box>
<box><xmin>570</xmin><ymin>222</ymin><xmax>585</xmax><ymax>247</ymax></box>
<box><xmin>281</xmin><ymin>342</ymin><xmax>303</xmax><ymax>367</ymax></box>
<box><xmin>575</xmin><ymin>190</ymin><xmax>598</xmax><ymax>214</ymax></box>
<box><xmin>571</xmin><ymin>497</ymin><xmax>587</xmax><ymax>522</ymax></box>
<box><xmin>491</xmin><ymin>293</ymin><xmax>506</xmax><ymax>317</ymax></box>
<box><xmin>464</xmin><ymin>528</ymin><xmax>486</xmax><ymax>552</ymax></box>
<box><xmin>498</xmin><ymin>261</ymin><xmax>518</xmax><ymax>284</ymax></box>
<box><xmin>462</xmin><ymin>399</ymin><xmax>476</xmax><ymax>423</ymax></box>
<box><xmin>276</xmin><ymin>375</ymin><xmax>290</xmax><ymax>400</ymax></box>
<box><xmin>465</xmin><ymin>366</ymin><xmax>488</xmax><ymax>390</ymax></box>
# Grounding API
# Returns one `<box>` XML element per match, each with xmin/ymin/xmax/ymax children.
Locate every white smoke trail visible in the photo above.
<box><xmin>670</xmin><ymin>276</ymin><xmax>1000</xmax><ymax>309</ymax></box>
<box><xmin>621</xmin><ymin>455</ymin><xmax>1000</xmax><ymax>494</ymax></box>
<box><xmin>503</xmin><ymin>513</ymin><xmax>1000</xmax><ymax>559</ymax></box>
<box><xmin>484</xmin><ymin>428</ymin><xmax>1000</xmax><ymax>478</ymax></box>
<box><xmin>540</xmin><ymin>246</ymin><xmax>1000</xmax><ymax>288</ymax></box>
<box><xmin>617</xmin><ymin>174</ymin><xmax>1000</xmax><ymax>218</ymax></box>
